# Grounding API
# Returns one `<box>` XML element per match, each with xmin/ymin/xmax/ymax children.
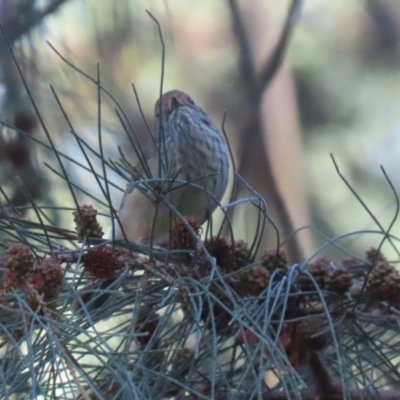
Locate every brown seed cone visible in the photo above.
<box><xmin>115</xmin><ymin>90</ymin><xmax>229</xmax><ymax>246</ymax></box>
<box><xmin>380</xmin><ymin>271</ymin><xmax>400</xmax><ymax>306</ymax></box>
<box><xmin>169</xmin><ymin>216</ymin><xmax>201</xmax><ymax>250</ymax></box>
<box><xmin>232</xmin><ymin>240</ymin><xmax>251</xmax><ymax>271</ymax></box>
<box><xmin>73</xmin><ymin>205</ymin><xmax>104</xmax><ymax>240</ymax></box>
<box><xmin>5</xmin><ymin>243</ymin><xmax>34</xmax><ymax>278</ymax></box>
<box><xmin>261</xmin><ymin>248</ymin><xmax>289</xmax><ymax>272</ymax></box>
<box><xmin>204</xmin><ymin>236</ymin><xmax>232</xmax><ymax>272</ymax></box>
<box><xmin>31</xmin><ymin>257</ymin><xmax>64</xmax><ymax>301</ymax></box>
<box><xmin>298</xmin><ymin>258</ymin><xmax>331</xmax><ymax>292</ymax></box>
<box><xmin>82</xmin><ymin>246</ymin><xmax>123</xmax><ymax>279</ymax></box>
<box><xmin>366</xmin><ymin>247</ymin><xmax>386</xmax><ymax>265</ymax></box>
<box><xmin>366</xmin><ymin>262</ymin><xmax>396</xmax><ymax>297</ymax></box>
<box><xmin>229</xmin><ymin>265</ymin><xmax>270</xmax><ymax>297</ymax></box>
<box><xmin>327</xmin><ymin>268</ymin><xmax>352</xmax><ymax>295</ymax></box>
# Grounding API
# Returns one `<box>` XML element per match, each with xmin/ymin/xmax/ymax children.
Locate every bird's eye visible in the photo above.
<box><xmin>187</xmin><ymin>96</ymin><xmax>195</xmax><ymax>105</ymax></box>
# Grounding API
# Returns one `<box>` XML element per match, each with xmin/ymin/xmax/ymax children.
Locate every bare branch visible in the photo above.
<box><xmin>258</xmin><ymin>0</ymin><xmax>302</xmax><ymax>94</ymax></box>
<box><xmin>227</xmin><ymin>0</ymin><xmax>258</xmax><ymax>100</ymax></box>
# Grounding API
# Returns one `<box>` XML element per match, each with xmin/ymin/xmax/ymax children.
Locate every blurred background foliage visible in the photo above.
<box><xmin>1</xmin><ymin>0</ymin><xmax>400</xmax><ymax>263</ymax></box>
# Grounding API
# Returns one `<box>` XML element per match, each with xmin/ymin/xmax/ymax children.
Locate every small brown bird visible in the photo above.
<box><xmin>114</xmin><ymin>90</ymin><xmax>230</xmax><ymax>246</ymax></box>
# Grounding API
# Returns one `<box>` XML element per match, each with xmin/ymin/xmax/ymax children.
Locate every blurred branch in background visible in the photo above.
<box><xmin>0</xmin><ymin>0</ymin><xmax>68</xmax><ymax>43</ymax></box>
<box><xmin>225</xmin><ymin>0</ymin><xmax>307</xmax><ymax>263</ymax></box>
